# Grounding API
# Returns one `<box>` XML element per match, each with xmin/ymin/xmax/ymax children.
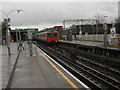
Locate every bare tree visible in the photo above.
<box><xmin>94</xmin><ymin>13</ymin><xmax>106</xmax><ymax>24</ymax></box>
<box><xmin>115</xmin><ymin>16</ymin><xmax>120</xmax><ymax>24</ymax></box>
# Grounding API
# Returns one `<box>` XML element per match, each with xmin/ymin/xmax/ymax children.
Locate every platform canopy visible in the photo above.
<box><xmin>10</xmin><ymin>29</ymin><xmax>39</xmax><ymax>34</ymax></box>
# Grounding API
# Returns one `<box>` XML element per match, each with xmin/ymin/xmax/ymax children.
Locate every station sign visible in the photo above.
<box><xmin>110</xmin><ymin>27</ymin><xmax>116</xmax><ymax>38</ymax></box>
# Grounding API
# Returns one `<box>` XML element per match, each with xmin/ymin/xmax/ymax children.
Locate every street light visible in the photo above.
<box><xmin>2</xmin><ymin>10</ymin><xmax>23</xmax><ymax>55</ymax></box>
<box><xmin>2</xmin><ymin>10</ymin><xmax>23</xmax><ymax>19</ymax></box>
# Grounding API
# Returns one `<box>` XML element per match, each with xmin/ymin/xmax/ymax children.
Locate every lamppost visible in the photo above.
<box><xmin>2</xmin><ymin>10</ymin><xmax>23</xmax><ymax>55</ymax></box>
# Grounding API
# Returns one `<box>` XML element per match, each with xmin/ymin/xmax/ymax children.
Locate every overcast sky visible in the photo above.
<box><xmin>1</xmin><ymin>0</ymin><xmax>119</xmax><ymax>30</ymax></box>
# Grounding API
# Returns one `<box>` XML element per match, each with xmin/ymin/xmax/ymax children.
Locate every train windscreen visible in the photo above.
<box><xmin>47</xmin><ymin>33</ymin><xmax>51</xmax><ymax>37</ymax></box>
<box><xmin>54</xmin><ymin>33</ymin><xmax>57</xmax><ymax>37</ymax></box>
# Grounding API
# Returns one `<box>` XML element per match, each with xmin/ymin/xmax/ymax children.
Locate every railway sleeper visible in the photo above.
<box><xmin>37</xmin><ymin>42</ymin><xmax>120</xmax><ymax>90</ymax></box>
<box><xmin>76</xmin><ymin>61</ymin><xmax>120</xmax><ymax>89</ymax></box>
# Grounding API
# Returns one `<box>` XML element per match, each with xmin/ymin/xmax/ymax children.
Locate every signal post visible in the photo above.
<box><xmin>110</xmin><ymin>27</ymin><xmax>118</xmax><ymax>46</ymax></box>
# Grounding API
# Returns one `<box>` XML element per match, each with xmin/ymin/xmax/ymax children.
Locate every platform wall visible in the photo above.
<box><xmin>71</xmin><ymin>34</ymin><xmax>120</xmax><ymax>45</ymax></box>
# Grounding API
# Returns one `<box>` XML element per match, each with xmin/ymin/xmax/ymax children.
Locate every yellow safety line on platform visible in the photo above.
<box><xmin>39</xmin><ymin>54</ymin><xmax>44</xmax><ymax>56</ymax></box>
<box><xmin>37</xmin><ymin>49</ymin><xmax>79</xmax><ymax>90</ymax></box>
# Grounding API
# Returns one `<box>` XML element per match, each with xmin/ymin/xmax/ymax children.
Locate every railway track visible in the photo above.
<box><xmin>36</xmin><ymin>42</ymin><xmax>120</xmax><ymax>90</ymax></box>
<box><xmin>76</xmin><ymin>56</ymin><xmax>120</xmax><ymax>82</ymax></box>
<box><xmin>58</xmin><ymin>45</ymin><xmax>120</xmax><ymax>72</ymax></box>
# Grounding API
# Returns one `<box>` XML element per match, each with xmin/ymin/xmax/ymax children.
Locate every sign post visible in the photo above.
<box><xmin>110</xmin><ymin>27</ymin><xmax>117</xmax><ymax>45</ymax></box>
<box><xmin>111</xmin><ymin>27</ymin><xmax>116</xmax><ymax>38</ymax></box>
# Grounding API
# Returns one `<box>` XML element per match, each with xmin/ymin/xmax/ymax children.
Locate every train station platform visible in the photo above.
<box><xmin>1</xmin><ymin>42</ymin><xmax>88</xmax><ymax>89</ymax></box>
<box><xmin>59</xmin><ymin>40</ymin><xmax>120</xmax><ymax>60</ymax></box>
<box><xmin>59</xmin><ymin>40</ymin><xmax>120</xmax><ymax>50</ymax></box>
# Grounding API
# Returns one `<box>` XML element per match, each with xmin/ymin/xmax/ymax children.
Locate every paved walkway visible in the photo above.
<box><xmin>2</xmin><ymin>43</ymin><xmax>19</xmax><ymax>89</ymax></box>
<box><xmin>1</xmin><ymin>42</ymin><xmax>86</xmax><ymax>89</ymax></box>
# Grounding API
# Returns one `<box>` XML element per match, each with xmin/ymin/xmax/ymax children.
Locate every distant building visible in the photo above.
<box><xmin>67</xmin><ymin>23</ymin><xmax>119</xmax><ymax>35</ymax></box>
<box><xmin>10</xmin><ymin>28</ymin><xmax>39</xmax><ymax>42</ymax></box>
<box><xmin>24</xmin><ymin>28</ymin><xmax>38</xmax><ymax>31</ymax></box>
<box><xmin>53</xmin><ymin>26</ymin><xmax>63</xmax><ymax>30</ymax></box>
<box><xmin>53</xmin><ymin>26</ymin><xmax>63</xmax><ymax>39</ymax></box>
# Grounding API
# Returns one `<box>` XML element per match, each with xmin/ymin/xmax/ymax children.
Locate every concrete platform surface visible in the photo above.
<box><xmin>2</xmin><ymin>43</ymin><xmax>19</xmax><ymax>89</ymax></box>
<box><xmin>59</xmin><ymin>40</ymin><xmax>120</xmax><ymax>50</ymax></box>
<box><xmin>2</xmin><ymin>42</ymin><xmax>87</xmax><ymax>89</ymax></box>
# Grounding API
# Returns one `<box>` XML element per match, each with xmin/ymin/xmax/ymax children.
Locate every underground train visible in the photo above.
<box><xmin>33</xmin><ymin>31</ymin><xmax>59</xmax><ymax>43</ymax></box>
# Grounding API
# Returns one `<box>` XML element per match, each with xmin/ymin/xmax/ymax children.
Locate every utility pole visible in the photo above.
<box><xmin>2</xmin><ymin>10</ymin><xmax>23</xmax><ymax>55</ymax></box>
<box><xmin>4</xmin><ymin>18</ymin><xmax>11</xmax><ymax>55</ymax></box>
<box><xmin>96</xmin><ymin>20</ymin><xmax>99</xmax><ymax>41</ymax></box>
<box><xmin>103</xmin><ymin>16</ymin><xmax>108</xmax><ymax>47</ymax></box>
<box><xmin>19</xmin><ymin>29</ymin><xmax>21</xmax><ymax>45</ymax></box>
<box><xmin>79</xmin><ymin>24</ymin><xmax>82</xmax><ymax>40</ymax></box>
<box><xmin>16</xmin><ymin>28</ymin><xmax>18</xmax><ymax>45</ymax></box>
<box><xmin>91</xmin><ymin>22</ymin><xmax>95</xmax><ymax>41</ymax></box>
